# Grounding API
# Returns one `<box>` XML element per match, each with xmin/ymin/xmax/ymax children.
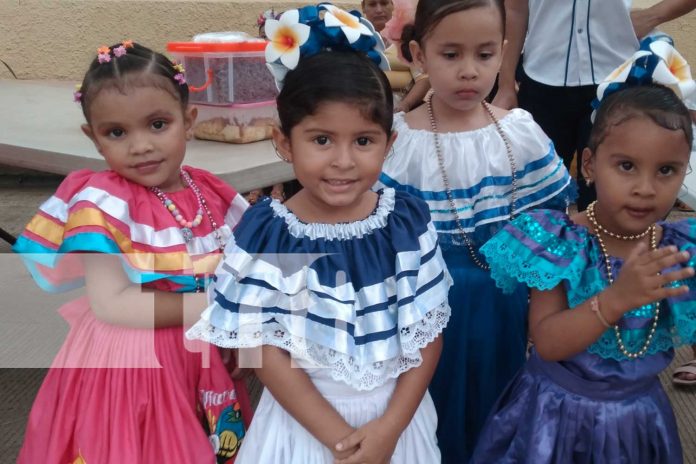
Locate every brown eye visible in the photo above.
<box><xmin>314</xmin><ymin>135</ymin><xmax>330</xmax><ymax>145</ymax></box>
<box><xmin>619</xmin><ymin>161</ymin><xmax>633</xmax><ymax>172</ymax></box>
<box><xmin>659</xmin><ymin>166</ymin><xmax>675</xmax><ymax>176</ymax></box>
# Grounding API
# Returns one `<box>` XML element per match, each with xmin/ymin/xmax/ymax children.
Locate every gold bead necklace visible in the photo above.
<box><xmin>586</xmin><ymin>201</ymin><xmax>660</xmax><ymax>359</ymax></box>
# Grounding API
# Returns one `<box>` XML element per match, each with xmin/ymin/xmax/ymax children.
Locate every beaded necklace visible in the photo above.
<box><xmin>426</xmin><ymin>90</ymin><xmax>517</xmax><ymax>270</ymax></box>
<box><xmin>150</xmin><ymin>168</ymin><xmax>225</xmax><ymax>292</ymax></box>
<box><xmin>586</xmin><ymin>201</ymin><xmax>660</xmax><ymax>359</ymax></box>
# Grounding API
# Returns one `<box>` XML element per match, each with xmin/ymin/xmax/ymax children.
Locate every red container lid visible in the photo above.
<box><xmin>167</xmin><ymin>41</ymin><xmax>267</xmax><ymax>53</ymax></box>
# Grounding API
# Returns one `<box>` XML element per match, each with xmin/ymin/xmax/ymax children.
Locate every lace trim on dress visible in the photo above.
<box><xmin>269</xmin><ymin>188</ymin><xmax>397</xmax><ymax>241</ymax></box>
<box><xmin>187</xmin><ymin>301</ymin><xmax>450</xmax><ymax>391</ymax></box>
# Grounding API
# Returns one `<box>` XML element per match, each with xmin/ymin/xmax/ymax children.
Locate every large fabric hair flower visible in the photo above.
<box><xmin>265</xmin><ymin>9</ymin><xmax>312</xmax><ymax>71</ymax></box>
<box><xmin>593</xmin><ymin>34</ymin><xmax>696</xmax><ymax>119</ymax></box>
<box><xmin>265</xmin><ymin>3</ymin><xmax>388</xmax><ymax>89</ymax></box>
<box><xmin>322</xmin><ymin>4</ymin><xmax>374</xmax><ymax>44</ymax></box>
<box><xmin>381</xmin><ymin>0</ymin><xmax>417</xmax><ymax>60</ymax></box>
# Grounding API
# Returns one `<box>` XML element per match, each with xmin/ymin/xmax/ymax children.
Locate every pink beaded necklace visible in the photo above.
<box><xmin>150</xmin><ymin>169</ymin><xmax>224</xmax><ymax>251</ymax></box>
<box><xmin>150</xmin><ymin>169</ymin><xmax>225</xmax><ymax>293</ymax></box>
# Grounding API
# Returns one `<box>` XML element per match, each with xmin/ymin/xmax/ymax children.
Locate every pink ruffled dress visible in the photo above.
<box><xmin>13</xmin><ymin>167</ymin><xmax>252</xmax><ymax>464</ymax></box>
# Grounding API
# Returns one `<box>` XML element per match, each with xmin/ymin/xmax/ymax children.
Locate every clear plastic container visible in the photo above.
<box><xmin>192</xmin><ymin>100</ymin><xmax>278</xmax><ymax>144</ymax></box>
<box><xmin>167</xmin><ymin>40</ymin><xmax>278</xmax><ymax>105</ymax></box>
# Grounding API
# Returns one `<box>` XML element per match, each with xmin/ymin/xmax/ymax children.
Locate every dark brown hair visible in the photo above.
<box><xmin>588</xmin><ymin>84</ymin><xmax>693</xmax><ymax>153</ymax></box>
<box><xmin>276</xmin><ymin>51</ymin><xmax>393</xmax><ymax>136</ymax></box>
<box><xmin>79</xmin><ymin>42</ymin><xmax>189</xmax><ymax>122</ymax></box>
<box><xmin>400</xmin><ymin>0</ymin><xmax>505</xmax><ymax>62</ymax></box>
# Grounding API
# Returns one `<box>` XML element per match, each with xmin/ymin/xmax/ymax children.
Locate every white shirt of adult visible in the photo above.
<box><xmin>523</xmin><ymin>0</ymin><xmax>639</xmax><ymax>87</ymax></box>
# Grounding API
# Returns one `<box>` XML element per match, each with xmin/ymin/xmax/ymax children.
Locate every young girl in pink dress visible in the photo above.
<box><xmin>13</xmin><ymin>41</ymin><xmax>251</xmax><ymax>464</ymax></box>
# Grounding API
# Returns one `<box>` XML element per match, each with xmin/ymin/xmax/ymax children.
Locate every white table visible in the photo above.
<box><xmin>0</xmin><ymin>79</ymin><xmax>294</xmax><ymax>194</ymax></box>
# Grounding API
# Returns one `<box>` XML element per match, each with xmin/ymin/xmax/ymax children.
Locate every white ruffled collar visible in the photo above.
<box><xmin>393</xmin><ymin>108</ymin><xmax>528</xmax><ymax>137</ymax></box>
<box><xmin>269</xmin><ymin>188</ymin><xmax>396</xmax><ymax>241</ymax></box>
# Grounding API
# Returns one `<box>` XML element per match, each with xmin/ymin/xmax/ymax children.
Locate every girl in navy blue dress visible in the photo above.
<box><xmin>187</xmin><ymin>4</ymin><xmax>452</xmax><ymax>463</ymax></box>
<box><xmin>472</xmin><ymin>39</ymin><xmax>696</xmax><ymax>463</ymax></box>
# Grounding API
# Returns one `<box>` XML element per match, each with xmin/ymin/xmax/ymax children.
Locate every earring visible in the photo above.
<box><xmin>271</xmin><ymin>141</ymin><xmax>290</xmax><ymax>163</ymax></box>
<box><xmin>585</xmin><ymin>178</ymin><xmax>593</xmax><ymax>187</ymax></box>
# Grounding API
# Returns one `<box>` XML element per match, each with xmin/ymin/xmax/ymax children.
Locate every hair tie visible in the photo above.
<box><xmin>592</xmin><ymin>35</ymin><xmax>696</xmax><ymax>120</ymax></box>
<box><xmin>264</xmin><ymin>3</ymin><xmax>388</xmax><ymax>89</ymax></box>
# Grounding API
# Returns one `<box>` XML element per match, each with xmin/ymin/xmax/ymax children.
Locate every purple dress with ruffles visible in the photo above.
<box><xmin>471</xmin><ymin>209</ymin><xmax>696</xmax><ymax>464</ymax></box>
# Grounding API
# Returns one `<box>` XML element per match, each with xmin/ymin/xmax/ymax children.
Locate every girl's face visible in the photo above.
<box><xmin>82</xmin><ymin>85</ymin><xmax>196</xmax><ymax>192</ymax></box>
<box><xmin>274</xmin><ymin>101</ymin><xmax>396</xmax><ymax>223</ymax></box>
<box><xmin>582</xmin><ymin>116</ymin><xmax>691</xmax><ymax>234</ymax></box>
<box><xmin>410</xmin><ymin>6</ymin><xmax>505</xmax><ymax>114</ymax></box>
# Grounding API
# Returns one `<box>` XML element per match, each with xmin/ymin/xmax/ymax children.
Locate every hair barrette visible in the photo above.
<box><xmin>592</xmin><ymin>34</ymin><xmax>696</xmax><ymax>120</ymax></box>
<box><xmin>73</xmin><ymin>84</ymin><xmax>82</xmax><ymax>103</ymax></box>
<box><xmin>96</xmin><ymin>40</ymin><xmax>135</xmax><ymax>64</ymax></box>
<box><xmin>170</xmin><ymin>61</ymin><xmax>187</xmax><ymax>85</ymax></box>
<box><xmin>264</xmin><ymin>3</ymin><xmax>388</xmax><ymax>89</ymax></box>
<box><xmin>97</xmin><ymin>45</ymin><xmax>111</xmax><ymax>64</ymax></box>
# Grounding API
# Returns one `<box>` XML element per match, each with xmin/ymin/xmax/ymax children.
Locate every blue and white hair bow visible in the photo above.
<box><xmin>264</xmin><ymin>3</ymin><xmax>388</xmax><ymax>89</ymax></box>
<box><xmin>592</xmin><ymin>34</ymin><xmax>696</xmax><ymax>120</ymax></box>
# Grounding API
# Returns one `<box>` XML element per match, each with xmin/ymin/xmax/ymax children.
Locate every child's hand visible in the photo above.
<box><xmin>331</xmin><ymin>440</ymin><xmax>359</xmax><ymax>461</ymax></box>
<box><xmin>604</xmin><ymin>243</ymin><xmax>693</xmax><ymax>319</ymax></box>
<box><xmin>333</xmin><ymin>417</ymin><xmax>401</xmax><ymax>464</ymax></box>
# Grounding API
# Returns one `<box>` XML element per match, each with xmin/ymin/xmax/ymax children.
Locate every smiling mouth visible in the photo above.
<box><xmin>325</xmin><ymin>179</ymin><xmax>355</xmax><ymax>185</ymax></box>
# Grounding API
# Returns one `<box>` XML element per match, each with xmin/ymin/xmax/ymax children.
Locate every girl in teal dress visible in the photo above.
<box><xmin>473</xmin><ymin>39</ymin><xmax>696</xmax><ymax>464</ymax></box>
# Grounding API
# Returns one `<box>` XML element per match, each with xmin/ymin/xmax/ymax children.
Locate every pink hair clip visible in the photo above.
<box><xmin>174</xmin><ymin>73</ymin><xmax>186</xmax><ymax>85</ymax></box>
<box><xmin>96</xmin><ymin>45</ymin><xmax>111</xmax><ymax>64</ymax></box>
<box><xmin>73</xmin><ymin>84</ymin><xmax>82</xmax><ymax>103</ymax></box>
<box><xmin>113</xmin><ymin>45</ymin><xmax>127</xmax><ymax>58</ymax></box>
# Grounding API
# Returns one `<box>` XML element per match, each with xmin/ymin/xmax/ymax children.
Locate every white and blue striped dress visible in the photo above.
<box><xmin>377</xmin><ymin>109</ymin><xmax>575</xmax><ymax>461</ymax></box>
<box><xmin>187</xmin><ymin>188</ymin><xmax>452</xmax><ymax>463</ymax></box>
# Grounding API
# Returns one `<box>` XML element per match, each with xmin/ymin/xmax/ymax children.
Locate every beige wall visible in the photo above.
<box><xmin>0</xmin><ymin>0</ymin><xmax>693</xmax><ymax>81</ymax></box>
<box><xmin>0</xmin><ymin>0</ymin><xmax>359</xmax><ymax>80</ymax></box>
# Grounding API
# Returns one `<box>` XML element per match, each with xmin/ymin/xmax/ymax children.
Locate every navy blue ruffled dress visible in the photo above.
<box><xmin>188</xmin><ymin>188</ymin><xmax>453</xmax><ymax>463</ymax></box>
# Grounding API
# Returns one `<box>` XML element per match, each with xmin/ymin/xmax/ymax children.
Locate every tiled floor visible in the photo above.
<box><xmin>0</xmin><ymin>174</ymin><xmax>694</xmax><ymax>462</ymax></box>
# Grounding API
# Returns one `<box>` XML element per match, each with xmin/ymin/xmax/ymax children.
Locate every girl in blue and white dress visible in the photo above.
<box><xmin>472</xmin><ymin>40</ymin><xmax>696</xmax><ymax>464</ymax></box>
<box><xmin>376</xmin><ymin>0</ymin><xmax>574</xmax><ymax>460</ymax></box>
<box><xmin>187</xmin><ymin>5</ymin><xmax>452</xmax><ymax>463</ymax></box>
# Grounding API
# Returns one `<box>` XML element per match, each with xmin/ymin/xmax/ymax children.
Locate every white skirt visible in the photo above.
<box><xmin>236</xmin><ymin>368</ymin><xmax>440</xmax><ymax>463</ymax></box>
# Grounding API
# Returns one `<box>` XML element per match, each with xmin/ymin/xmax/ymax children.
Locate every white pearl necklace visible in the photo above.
<box><xmin>426</xmin><ymin>90</ymin><xmax>517</xmax><ymax>270</ymax></box>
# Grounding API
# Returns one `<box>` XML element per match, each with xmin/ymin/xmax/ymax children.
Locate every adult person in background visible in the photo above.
<box><xmin>362</xmin><ymin>0</ymin><xmax>394</xmax><ymax>32</ymax></box>
<box><xmin>494</xmin><ymin>0</ymin><xmax>696</xmax><ymax>211</ymax></box>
